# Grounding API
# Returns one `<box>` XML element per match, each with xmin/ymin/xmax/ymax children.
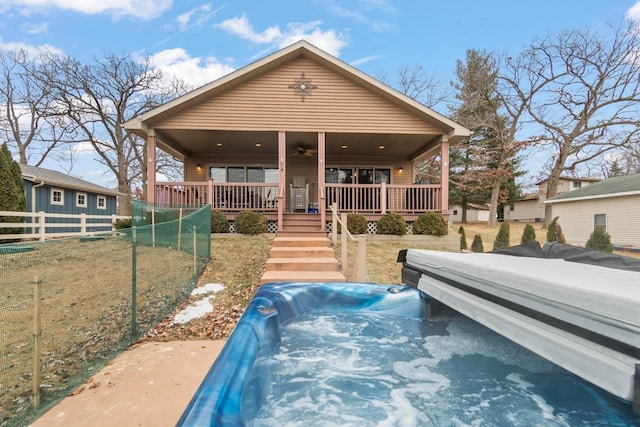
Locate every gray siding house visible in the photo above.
<box><xmin>21</xmin><ymin>164</ymin><xmax>119</xmax><ymax>232</ymax></box>
<box><xmin>545</xmin><ymin>174</ymin><xmax>640</xmax><ymax>248</ymax></box>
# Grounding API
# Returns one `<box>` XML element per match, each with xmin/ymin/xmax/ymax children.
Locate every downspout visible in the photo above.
<box><xmin>23</xmin><ymin>174</ymin><xmax>45</xmax><ymax>234</ymax></box>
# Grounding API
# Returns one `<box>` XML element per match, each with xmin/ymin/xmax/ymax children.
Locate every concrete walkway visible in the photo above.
<box><xmin>32</xmin><ymin>340</ymin><xmax>225</xmax><ymax>427</ymax></box>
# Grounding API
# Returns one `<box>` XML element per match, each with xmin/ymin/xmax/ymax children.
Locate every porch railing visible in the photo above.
<box><xmin>154</xmin><ymin>181</ymin><xmax>441</xmax><ymax>214</ymax></box>
<box><xmin>155</xmin><ymin>181</ymin><xmax>279</xmax><ymax>212</ymax></box>
<box><xmin>325</xmin><ymin>183</ymin><xmax>441</xmax><ymax>214</ymax></box>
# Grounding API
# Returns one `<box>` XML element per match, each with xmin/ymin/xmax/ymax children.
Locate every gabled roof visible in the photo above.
<box><xmin>20</xmin><ymin>164</ymin><xmax>120</xmax><ymax>196</ymax></box>
<box><xmin>536</xmin><ymin>176</ymin><xmax>600</xmax><ymax>186</ymax></box>
<box><xmin>124</xmin><ymin>40</ymin><xmax>469</xmax><ymax>141</ymax></box>
<box><xmin>546</xmin><ymin>173</ymin><xmax>640</xmax><ymax>203</ymax></box>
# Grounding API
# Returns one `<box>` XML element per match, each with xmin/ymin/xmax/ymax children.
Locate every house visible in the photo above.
<box><xmin>449</xmin><ymin>204</ymin><xmax>490</xmax><ymax>223</ymax></box>
<box><xmin>20</xmin><ymin>164</ymin><xmax>119</xmax><ymax>232</ymax></box>
<box><xmin>123</xmin><ymin>40</ymin><xmax>469</xmax><ymax>234</ymax></box>
<box><xmin>545</xmin><ymin>173</ymin><xmax>640</xmax><ymax>248</ymax></box>
<box><xmin>503</xmin><ymin>176</ymin><xmax>600</xmax><ymax>223</ymax></box>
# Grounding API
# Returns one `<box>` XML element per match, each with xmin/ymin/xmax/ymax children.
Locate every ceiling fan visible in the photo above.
<box><xmin>293</xmin><ymin>144</ymin><xmax>318</xmax><ymax>156</ymax></box>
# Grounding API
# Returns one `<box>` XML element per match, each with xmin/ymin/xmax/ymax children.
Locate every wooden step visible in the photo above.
<box><xmin>260</xmin><ymin>270</ymin><xmax>346</xmax><ymax>284</ymax></box>
<box><xmin>276</xmin><ymin>231</ymin><xmax>327</xmax><ymax>237</ymax></box>
<box><xmin>269</xmin><ymin>246</ymin><xmax>335</xmax><ymax>258</ymax></box>
<box><xmin>265</xmin><ymin>257</ymin><xmax>339</xmax><ymax>271</ymax></box>
<box><xmin>272</xmin><ymin>237</ymin><xmax>331</xmax><ymax>247</ymax></box>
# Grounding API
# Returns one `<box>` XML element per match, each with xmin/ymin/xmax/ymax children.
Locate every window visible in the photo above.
<box><xmin>453</xmin><ymin>209</ymin><xmax>458</xmax><ymax>216</ymax></box>
<box><xmin>97</xmin><ymin>195</ymin><xmax>106</xmax><ymax>210</ymax></box>
<box><xmin>325</xmin><ymin>167</ymin><xmax>391</xmax><ymax>184</ymax></box>
<box><xmin>76</xmin><ymin>192</ymin><xmax>87</xmax><ymax>208</ymax></box>
<box><xmin>51</xmin><ymin>188</ymin><xmax>64</xmax><ymax>206</ymax></box>
<box><xmin>572</xmin><ymin>181</ymin><xmax>582</xmax><ymax>189</ymax></box>
<box><xmin>594</xmin><ymin>214</ymin><xmax>607</xmax><ymax>232</ymax></box>
<box><xmin>509</xmin><ymin>204</ymin><xmax>515</xmax><ymax>211</ymax></box>
<box><xmin>209</xmin><ymin>166</ymin><xmax>278</xmax><ymax>183</ymax></box>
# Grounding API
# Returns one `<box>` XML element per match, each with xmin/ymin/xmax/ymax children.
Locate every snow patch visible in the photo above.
<box><xmin>191</xmin><ymin>283</ymin><xmax>225</xmax><ymax>295</ymax></box>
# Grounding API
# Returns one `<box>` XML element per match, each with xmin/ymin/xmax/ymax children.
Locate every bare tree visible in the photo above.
<box><xmin>0</xmin><ymin>48</ymin><xmax>74</xmax><ymax>166</ymax></box>
<box><xmin>377</xmin><ymin>64</ymin><xmax>450</xmax><ymax>110</ymax></box>
<box><xmin>505</xmin><ymin>22</ymin><xmax>640</xmax><ymax>226</ymax></box>
<box><xmin>37</xmin><ymin>51</ymin><xmax>176</xmax><ymax>215</ymax></box>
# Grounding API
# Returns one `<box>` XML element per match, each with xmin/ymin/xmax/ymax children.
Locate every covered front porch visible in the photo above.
<box><xmin>124</xmin><ymin>41</ymin><xmax>469</xmax><ymax>233</ymax></box>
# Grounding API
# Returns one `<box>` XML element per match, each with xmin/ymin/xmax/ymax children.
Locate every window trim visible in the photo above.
<box><xmin>51</xmin><ymin>188</ymin><xmax>64</xmax><ymax>206</ymax></box>
<box><xmin>97</xmin><ymin>195</ymin><xmax>107</xmax><ymax>210</ymax></box>
<box><xmin>76</xmin><ymin>192</ymin><xmax>87</xmax><ymax>208</ymax></box>
<box><xmin>208</xmin><ymin>165</ymin><xmax>279</xmax><ymax>183</ymax></box>
<box><xmin>593</xmin><ymin>213</ymin><xmax>607</xmax><ymax>232</ymax></box>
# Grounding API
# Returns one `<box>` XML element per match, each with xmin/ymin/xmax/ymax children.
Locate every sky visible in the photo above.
<box><xmin>1</xmin><ymin>0</ymin><xmax>639</xmax><ymax>189</ymax></box>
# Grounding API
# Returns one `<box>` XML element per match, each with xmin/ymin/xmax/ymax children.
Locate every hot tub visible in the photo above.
<box><xmin>177</xmin><ymin>282</ymin><xmax>639</xmax><ymax>426</ymax></box>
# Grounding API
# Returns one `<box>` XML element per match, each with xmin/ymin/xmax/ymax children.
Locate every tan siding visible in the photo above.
<box><xmin>155</xmin><ymin>58</ymin><xmax>440</xmax><ymax>134</ymax></box>
<box><xmin>551</xmin><ymin>195</ymin><xmax>640</xmax><ymax>247</ymax></box>
<box><xmin>503</xmin><ymin>200</ymin><xmax>543</xmax><ymax>222</ymax></box>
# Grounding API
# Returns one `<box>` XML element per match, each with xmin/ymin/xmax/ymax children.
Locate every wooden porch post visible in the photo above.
<box><xmin>147</xmin><ymin>130</ymin><xmax>156</xmax><ymax>204</ymax></box>
<box><xmin>440</xmin><ymin>135</ymin><xmax>450</xmax><ymax>214</ymax></box>
<box><xmin>278</xmin><ymin>131</ymin><xmax>286</xmax><ymax>231</ymax></box>
<box><xmin>318</xmin><ymin>132</ymin><xmax>326</xmax><ymax>231</ymax></box>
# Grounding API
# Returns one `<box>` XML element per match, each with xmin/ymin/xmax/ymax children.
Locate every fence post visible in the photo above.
<box><xmin>33</xmin><ymin>276</ymin><xmax>42</xmax><ymax>407</ymax></box>
<box><xmin>193</xmin><ymin>225</ymin><xmax>197</xmax><ymax>275</ymax></box>
<box><xmin>131</xmin><ymin>227</ymin><xmax>137</xmax><ymax>338</ymax></box>
<box><xmin>38</xmin><ymin>211</ymin><xmax>46</xmax><ymax>241</ymax></box>
<box><xmin>152</xmin><ymin>209</ymin><xmax>156</xmax><ymax>248</ymax></box>
<box><xmin>357</xmin><ymin>235</ymin><xmax>367</xmax><ymax>282</ymax></box>
<box><xmin>341</xmin><ymin>213</ymin><xmax>348</xmax><ymax>273</ymax></box>
<box><xmin>332</xmin><ymin>203</ymin><xmax>338</xmax><ymax>245</ymax></box>
<box><xmin>111</xmin><ymin>214</ymin><xmax>117</xmax><ymax>232</ymax></box>
<box><xmin>80</xmin><ymin>213</ymin><xmax>87</xmax><ymax>235</ymax></box>
<box><xmin>178</xmin><ymin>208</ymin><xmax>183</xmax><ymax>252</ymax></box>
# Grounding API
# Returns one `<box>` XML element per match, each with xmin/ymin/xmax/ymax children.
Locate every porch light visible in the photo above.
<box><xmin>341</xmin><ymin>145</ymin><xmax>347</xmax><ymax>149</ymax></box>
<box><xmin>378</xmin><ymin>145</ymin><xmax>385</xmax><ymax>149</ymax></box>
<box><xmin>256</xmin><ymin>143</ymin><xmax>262</xmax><ymax>147</ymax></box>
<box><xmin>196</xmin><ymin>164</ymin><xmax>203</xmax><ymax>172</ymax></box>
<box><xmin>398</xmin><ymin>166</ymin><xmax>403</xmax><ymax>174</ymax></box>
<box><xmin>216</xmin><ymin>143</ymin><xmax>222</xmax><ymax>147</ymax></box>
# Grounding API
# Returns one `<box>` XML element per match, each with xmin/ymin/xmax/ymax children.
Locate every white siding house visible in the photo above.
<box><xmin>546</xmin><ymin>174</ymin><xmax>640</xmax><ymax>248</ymax></box>
<box><xmin>450</xmin><ymin>204</ymin><xmax>490</xmax><ymax>223</ymax></box>
<box><xmin>504</xmin><ymin>177</ymin><xmax>600</xmax><ymax>222</ymax></box>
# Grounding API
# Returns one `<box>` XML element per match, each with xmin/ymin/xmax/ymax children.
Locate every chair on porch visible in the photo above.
<box><xmin>289</xmin><ymin>176</ymin><xmax>309</xmax><ymax>213</ymax></box>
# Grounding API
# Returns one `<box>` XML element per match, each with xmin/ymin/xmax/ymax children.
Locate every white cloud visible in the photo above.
<box><xmin>149</xmin><ymin>47</ymin><xmax>234</xmax><ymax>87</ymax></box>
<box><xmin>350</xmin><ymin>54</ymin><xmax>381</xmax><ymax>67</ymax></box>
<box><xmin>2</xmin><ymin>0</ymin><xmax>174</xmax><ymax>20</ymax></box>
<box><xmin>0</xmin><ymin>39</ymin><xmax>64</xmax><ymax>58</ymax></box>
<box><xmin>216</xmin><ymin>15</ymin><xmax>347</xmax><ymax>57</ymax></box>
<box><xmin>22</xmin><ymin>22</ymin><xmax>48</xmax><ymax>34</ymax></box>
<box><xmin>628</xmin><ymin>1</ymin><xmax>640</xmax><ymax>23</ymax></box>
<box><xmin>323</xmin><ymin>0</ymin><xmax>395</xmax><ymax>32</ymax></box>
<box><xmin>176</xmin><ymin>3</ymin><xmax>214</xmax><ymax>31</ymax></box>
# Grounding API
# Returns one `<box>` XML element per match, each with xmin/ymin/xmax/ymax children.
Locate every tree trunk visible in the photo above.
<box><xmin>487</xmin><ymin>182</ymin><xmax>500</xmax><ymax>227</ymax></box>
<box><xmin>543</xmin><ymin>170</ymin><xmax>562</xmax><ymax>228</ymax></box>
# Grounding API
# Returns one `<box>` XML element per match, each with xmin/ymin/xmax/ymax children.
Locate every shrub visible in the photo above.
<box><xmin>585</xmin><ymin>226</ymin><xmax>613</xmax><ymax>253</ymax></box>
<box><xmin>471</xmin><ymin>234</ymin><xmax>484</xmax><ymax>252</ymax></box>
<box><xmin>520</xmin><ymin>224</ymin><xmax>537</xmax><ymax>245</ymax></box>
<box><xmin>459</xmin><ymin>225</ymin><xmax>468</xmax><ymax>250</ymax></box>
<box><xmin>376</xmin><ymin>213</ymin><xmax>407</xmax><ymax>235</ymax></box>
<box><xmin>413</xmin><ymin>212</ymin><xmax>448</xmax><ymax>236</ymax></box>
<box><xmin>113</xmin><ymin>218</ymin><xmax>132</xmax><ymax>229</ymax></box>
<box><xmin>347</xmin><ymin>213</ymin><xmax>367</xmax><ymax>234</ymax></box>
<box><xmin>233</xmin><ymin>211</ymin><xmax>267</xmax><ymax>234</ymax></box>
<box><xmin>547</xmin><ymin>217</ymin><xmax>566</xmax><ymax>243</ymax></box>
<box><xmin>210</xmin><ymin>210</ymin><xmax>230</xmax><ymax>233</ymax></box>
<box><xmin>493</xmin><ymin>222</ymin><xmax>510</xmax><ymax>250</ymax></box>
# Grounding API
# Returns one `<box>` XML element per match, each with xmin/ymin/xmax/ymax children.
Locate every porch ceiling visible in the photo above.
<box><xmin>156</xmin><ymin>129</ymin><xmax>441</xmax><ymax>159</ymax></box>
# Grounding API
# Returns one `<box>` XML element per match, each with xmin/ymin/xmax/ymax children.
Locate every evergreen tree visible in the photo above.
<box><xmin>493</xmin><ymin>222</ymin><xmax>510</xmax><ymax>250</ymax></box>
<box><xmin>520</xmin><ymin>224</ymin><xmax>537</xmax><ymax>244</ymax></box>
<box><xmin>471</xmin><ymin>234</ymin><xmax>484</xmax><ymax>252</ymax></box>
<box><xmin>546</xmin><ymin>217</ymin><xmax>566</xmax><ymax>243</ymax></box>
<box><xmin>0</xmin><ymin>143</ymin><xmax>26</xmax><ymax>236</ymax></box>
<box><xmin>458</xmin><ymin>225</ymin><xmax>468</xmax><ymax>250</ymax></box>
<box><xmin>586</xmin><ymin>227</ymin><xmax>613</xmax><ymax>253</ymax></box>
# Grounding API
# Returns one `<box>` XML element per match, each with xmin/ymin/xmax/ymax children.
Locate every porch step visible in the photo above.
<box><xmin>259</xmin><ymin>235</ymin><xmax>346</xmax><ymax>285</ymax></box>
<box><xmin>260</xmin><ymin>270</ymin><xmax>346</xmax><ymax>284</ymax></box>
<box><xmin>282</xmin><ymin>213</ymin><xmax>323</xmax><ymax>234</ymax></box>
<box><xmin>265</xmin><ymin>257</ymin><xmax>339</xmax><ymax>271</ymax></box>
<box><xmin>269</xmin><ymin>246</ymin><xmax>335</xmax><ymax>258</ymax></box>
<box><xmin>272</xmin><ymin>237</ymin><xmax>331</xmax><ymax>247</ymax></box>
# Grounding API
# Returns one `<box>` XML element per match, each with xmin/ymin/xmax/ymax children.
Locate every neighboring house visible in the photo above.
<box><xmin>450</xmin><ymin>204</ymin><xmax>490</xmax><ymax>223</ymax></box>
<box><xmin>20</xmin><ymin>164</ymin><xmax>119</xmax><ymax>232</ymax></box>
<box><xmin>545</xmin><ymin>173</ymin><xmax>640</xmax><ymax>248</ymax></box>
<box><xmin>124</xmin><ymin>40</ymin><xmax>470</xmax><ymax>233</ymax></box>
<box><xmin>503</xmin><ymin>177</ymin><xmax>600</xmax><ymax>222</ymax></box>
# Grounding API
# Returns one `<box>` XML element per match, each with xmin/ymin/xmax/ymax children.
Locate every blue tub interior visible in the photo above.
<box><xmin>177</xmin><ymin>282</ymin><xmax>639</xmax><ymax>426</ymax></box>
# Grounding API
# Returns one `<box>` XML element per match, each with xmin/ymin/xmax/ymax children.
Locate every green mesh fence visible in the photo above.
<box><xmin>0</xmin><ymin>202</ymin><xmax>211</xmax><ymax>427</ymax></box>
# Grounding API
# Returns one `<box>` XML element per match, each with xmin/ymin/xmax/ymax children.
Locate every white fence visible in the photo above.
<box><xmin>0</xmin><ymin>211</ymin><xmax>129</xmax><ymax>241</ymax></box>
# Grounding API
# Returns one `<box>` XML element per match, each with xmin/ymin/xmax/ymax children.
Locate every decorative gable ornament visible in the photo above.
<box><xmin>288</xmin><ymin>72</ymin><xmax>318</xmax><ymax>102</ymax></box>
